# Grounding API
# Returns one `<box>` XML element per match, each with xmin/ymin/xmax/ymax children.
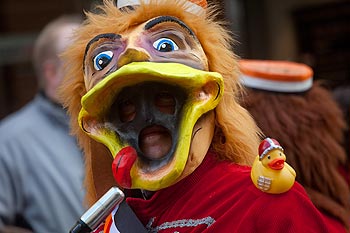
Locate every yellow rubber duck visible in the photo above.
<box><xmin>251</xmin><ymin>137</ymin><xmax>296</xmax><ymax>194</ymax></box>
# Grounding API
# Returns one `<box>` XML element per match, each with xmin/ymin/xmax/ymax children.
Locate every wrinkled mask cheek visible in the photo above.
<box><xmin>179</xmin><ymin>110</ymin><xmax>215</xmax><ymax>180</ymax></box>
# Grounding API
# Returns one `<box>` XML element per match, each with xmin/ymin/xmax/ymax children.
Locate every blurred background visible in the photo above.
<box><xmin>0</xmin><ymin>0</ymin><xmax>349</xmax><ymax>120</ymax></box>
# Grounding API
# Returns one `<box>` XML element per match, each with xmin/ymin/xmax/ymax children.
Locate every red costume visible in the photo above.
<box><xmin>95</xmin><ymin>152</ymin><xmax>337</xmax><ymax>232</ymax></box>
<box><xmin>127</xmin><ymin>152</ymin><xmax>332</xmax><ymax>232</ymax></box>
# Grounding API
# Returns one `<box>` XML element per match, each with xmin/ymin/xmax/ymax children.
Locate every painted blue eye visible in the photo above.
<box><xmin>153</xmin><ymin>38</ymin><xmax>179</xmax><ymax>52</ymax></box>
<box><xmin>93</xmin><ymin>50</ymin><xmax>113</xmax><ymax>71</ymax></box>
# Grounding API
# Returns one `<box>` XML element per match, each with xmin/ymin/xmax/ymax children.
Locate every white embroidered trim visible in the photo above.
<box><xmin>146</xmin><ymin>216</ymin><xmax>216</xmax><ymax>232</ymax></box>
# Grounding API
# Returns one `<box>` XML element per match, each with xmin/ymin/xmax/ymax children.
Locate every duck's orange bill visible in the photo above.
<box><xmin>268</xmin><ymin>158</ymin><xmax>285</xmax><ymax>170</ymax></box>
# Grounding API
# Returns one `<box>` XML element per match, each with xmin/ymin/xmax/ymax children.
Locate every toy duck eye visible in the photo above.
<box><xmin>153</xmin><ymin>38</ymin><xmax>179</xmax><ymax>52</ymax></box>
<box><xmin>93</xmin><ymin>50</ymin><xmax>113</xmax><ymax>71</ymax></box>
<box><xmin>267</xmin><ymin>155</ymin><xmax>271</xmax><ymax>159</ymax></box>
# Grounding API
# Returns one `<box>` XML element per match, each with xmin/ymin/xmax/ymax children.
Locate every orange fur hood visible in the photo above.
<box><xmin>59</xmin><ymin>0</ymin><xmax>260</xmax><ymax>203</ymax></box>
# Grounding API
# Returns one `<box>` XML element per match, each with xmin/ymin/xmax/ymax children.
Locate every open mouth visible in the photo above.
<box><xmin>139</xmin><ymin>125</ymin><xmax>172</xmax><ymax>160</ymax></box>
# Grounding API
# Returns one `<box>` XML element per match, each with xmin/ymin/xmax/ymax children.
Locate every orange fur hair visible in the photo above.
<box><xmin>240</xmin><ymin>83</ymin><xmax>350</xmax><ymax>228</ymax></box>
<box><xmin>59</xmin><ymin>0</ymin><xmax>260</xmax><ymax>204</ymax></box>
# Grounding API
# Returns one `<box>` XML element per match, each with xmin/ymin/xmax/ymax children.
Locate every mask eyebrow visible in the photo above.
<box><xmin>83</xmin><ymin>33</ymin><xmax>121</xmax><ymax>72</ymax></box>
<box><xmin>144</xmin><ymin>16</ymin><xmax>195</xmax><ymax>37</ymax></box>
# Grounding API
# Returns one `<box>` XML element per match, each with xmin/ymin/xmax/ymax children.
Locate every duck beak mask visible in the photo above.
<box><xmin>61</xmin><ymin>0</ymin><xmax>260</xmax><ymax>201</ymax></box>
<box><xmin>80</xmin><ymin>61</ymin><xmax>223</xmax><ymax>190</ymax></box>
<box><xmin>78</xmin><ymin>0</ymin><xmax>223</xmax><ymax>192</ymax></box>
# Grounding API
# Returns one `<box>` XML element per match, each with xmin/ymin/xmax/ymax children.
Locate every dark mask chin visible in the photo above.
<box><xmin>106</xmin><ymin>81</ymin><xmax>187</xmax><ymax>171</ymax></box>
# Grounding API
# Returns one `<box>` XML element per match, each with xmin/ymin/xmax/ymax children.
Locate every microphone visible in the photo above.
<box><xmin>70</xmin><ymin>187</ymin><xmax>125</xmax><ymax>233</ymax></box>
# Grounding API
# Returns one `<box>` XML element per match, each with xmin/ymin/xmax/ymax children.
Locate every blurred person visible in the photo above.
<box><xmin>239</xmin><ymin>59</ymin><xmax>350</xmax><ymax>232</ymax></box>
<box><xmin>0</xmin><ymin>15</ymin><xmax>86</xmax><ymax>233</ymax></box>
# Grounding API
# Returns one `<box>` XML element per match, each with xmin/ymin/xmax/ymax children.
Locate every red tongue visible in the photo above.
<box><xmin>112</xmin><ymin>146</ymin><xmax>137</xmax><ymax>188</ymax></box>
